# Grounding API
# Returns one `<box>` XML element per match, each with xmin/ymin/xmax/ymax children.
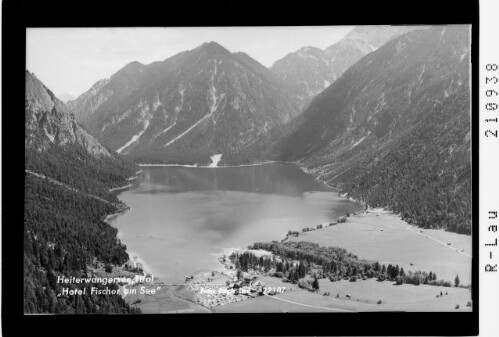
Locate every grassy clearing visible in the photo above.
<box><xmin>214</xmin><ymin>277</ymin><xmax>472</xmax><ymax>312</ymax></box>
<box><xmin>317</xmin><ymin>278</ymin><xmax>471</xmax><ymax>310</ymax></box>
<box><xmin>213</xmin><ymin>294</ymin><xmax>320</xmax><ymax>313</ymax></box>
<box><xmin>288</xmin><ymin>209</ymin><xmax>472</xmax><ymax>284</ymax></box>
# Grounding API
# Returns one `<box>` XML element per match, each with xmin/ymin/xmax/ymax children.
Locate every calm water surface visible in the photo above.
<box><xmin>109</xmin><ymin>164</ymin><xmax>363</xmax><ymax>283</ymax></box>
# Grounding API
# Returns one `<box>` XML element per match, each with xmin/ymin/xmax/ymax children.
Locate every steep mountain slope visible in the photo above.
<box><xmin>274</xmin><ymin>25</ymin><xmax>471</xmax><ymax>234</ymax></box>
<box><xmin>70</xmin><ymin>42</ymin><xmax>300</xmax><ymax>164</ymax></box>
<box><xmin>270</xmin><ymin>25</ymin><xmax>423</xmax><ymax>109</ymax></box>
<box><xmin>25</xmin><ymin>71</ymin><xmax>138</xmax><ymax>313</ymax></box>
<box><xmin>26</xmin><ymin>71</ymin><xmax>111</xmax><ymax>158</ymax></box>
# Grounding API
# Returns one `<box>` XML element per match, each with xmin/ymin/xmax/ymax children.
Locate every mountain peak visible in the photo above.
<box><xmin>110</xmin><ymin>61</ymin><xmax>145</xmax><ymax>81</ymax></box>
<box><xmin>197</xmin><ymin>41</ymin><xmax>230</xmax><ymax>55</ymax></box>
<box><xmin>343</xmin><ymin>25</ymin><xmax>423</xmax><ymax>47</ymax></box>
<box><xmin>69</xmin><ymin>38</ymin><xmax>299</xmax><ymax>160</ymax></box>
<box><xmin>232</xmin><ymin>51</ymin><xmax>250</xmax><ymax>58</ymax></box>
<box><xmin>201</xmin><ymin>41</ymin><xmax>224</xmax><ymax>47</ymax></box>
<box><xmin>122</xmin><ymin>60</ymin><xmax>144</xmax><ymax>71</ymax></box>
<box><xmin>345</xmin><ymin>25</ymin><xmax>390</xmax><ymax>38</ymax></box>
<box><xmin>297</xmin><ymin>46</ymin><xmax>322</xmax><ymax>54</ymax></box>
<box><xmin>233</xmin><ymin>51</ymin><xmax>265</xmax><ymax>67</ymax></box>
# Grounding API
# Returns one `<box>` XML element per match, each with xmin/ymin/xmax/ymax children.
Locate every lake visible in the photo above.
<box><xmin>108</xmin><ymin>163</ymin><xmax>363</xmax><ymax>283</ymax></box>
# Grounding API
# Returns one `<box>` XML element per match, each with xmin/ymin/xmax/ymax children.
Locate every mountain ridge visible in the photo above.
<box><xmin>230</xmin><ymin>25</ymin><xmax>471</xmax><ymax>234</ymax></box>
<box><xmin>70</xmin><ymin>41</ymin><xmax>301</xmax><ymax>164</ymax></box>
<box><xmin>278</xmin><ymin>25</ymin><xmax>471</xmax><ymax>233</ymax></box>
<box><xmin>270</xmin><ymin>25</ymin><xmax>425</xmax><ymax>110</ymax></box>
<box><xmin>24</xmin><ymin>71</ymin><xmax>139</xmax><ymax>314</ymax></box>
<box><xmin>26</xmin><ymin>70</ymin><xmax>112</xmax><ymax>158</ymax></box>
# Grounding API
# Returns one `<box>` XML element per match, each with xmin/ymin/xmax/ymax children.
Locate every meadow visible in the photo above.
<box><xmin>288</xmin><ymin>208</ymin><xmax>472</xmax><ymax>285</ymax></box>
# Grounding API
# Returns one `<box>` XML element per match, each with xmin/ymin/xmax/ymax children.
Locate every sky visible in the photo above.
<box><xmin>26</xmin><ymin>26</ymin><xmax>354</xmax><ymax>98</ymax></box>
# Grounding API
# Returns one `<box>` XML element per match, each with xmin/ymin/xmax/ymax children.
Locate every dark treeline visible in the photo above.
<box><xmin>340</xmin><ymin>163</ymin><xmax>471</xmax><ymax>235</ymax></box>
<box><xmin>247</xmin><ymin>241</ymin><xmax>461</xmax><ymax>288</ymax></box>
<box><xmin>230</xmin><ymin>251</ymin><xmax>309</xmax><ymax>284</ymax></box>
<box><xmin>24</xmin><ymin>146</ymin><xmax>140</xmax><ymax>314</ymax></box>
<box><xmin>25</xmin><ymin>146</ymin><xmax>137</xmax><ymax>202</ymax></box>
<box><xmin>330</xmin><ymin>89</ymin><xmax>472</xmax><ymax>235</ymax></box>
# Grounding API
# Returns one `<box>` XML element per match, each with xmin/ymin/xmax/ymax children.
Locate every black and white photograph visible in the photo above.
<box><xmin>23</xmin><ymin>24</ymin><xmax>473</xmax><ymax>315</ymax></box>
<box><xmin>5</xmin><ymin>0</ymin><xmax>499</xmax><ymax>334</ymax></box>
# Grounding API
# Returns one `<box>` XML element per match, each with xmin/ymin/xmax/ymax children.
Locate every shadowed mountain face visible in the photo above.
<box><xmin>25</xmin><ymin>71</ymin><xmax>139</xmax><ymax>314</ymax></box>
<box><xmin>279</xmin><ymin>26</ymin><xmax>470</xmax><ymax>162</ymax></box>
<box><xmin>25</xmin><ymin>70</ymin><xmax>137</xmax><ymax>196</ymax></box>
<box><xmin>60</xmin><ymin>25</ymin><xmax>471</xmax><ymax>234</ymax></box>
<box><xmin>274</xmin><ymin>25</ymin><xmax>471</xmax><ymax>233</ymax></box>
<box><xmin>270</xmin><ymin>25</ymin><xmax>423</xmax><ymax>110</ymax></box>
<box><xmin>26</xmin><ymin>71</ymin><xmax>111</xmax><ymax>158</ymax></box>
<box><xmin>70</xmin><ymin>42</ymin><xmax>300</xmax><ymax>164</ymax></box>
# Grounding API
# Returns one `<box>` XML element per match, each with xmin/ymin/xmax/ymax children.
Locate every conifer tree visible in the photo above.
<box><xmin>312</xmin><ymin>274</ymin><xmax>320</xmax><ymax>291</ymax></box>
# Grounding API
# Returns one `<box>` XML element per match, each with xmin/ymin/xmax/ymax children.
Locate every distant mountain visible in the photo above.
<box><xmin>270</xmin><ymin>25</ymin><xmax>423</xmax><ymax>110</ymax></box>
<box><xmin>25</xmin><ymin>70</ymin><xmax>138</xmax><ymax>314</ymax></box>
<box><xmin>57</xmin><ymin>92</ymin><xmax>75</xmax><ymax>103</ymax></box>
<box><xmin>70</xmin><ymin>42</ymin><xmax>300</xmax><ymax>164</ymax></box>
<box><xmin>272</xmin><ymin>25</ymin><xmax>471</xmax><ymax>234</ymax></box>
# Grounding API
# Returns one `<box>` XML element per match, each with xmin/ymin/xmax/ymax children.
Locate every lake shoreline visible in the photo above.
<box><xmin>104</xmin><ymin>161</ymin><xmax>363</xmax><ymax>312</ymax></box>
<box><xmin>137</xmin><ymin>160</ymin><xmax>285</xmax><ymax>169</ymax></box>
<box><xmin>104</xmin><ymin>162</ymin><xmax>471</xmax><ymax>312</ymax></box>
<box><xmin>109</xmin><ymin>170</ymin><xmax>143</xmax><ymax>192</ymax></box>
<box><xmin>103</xmin><ymin>169</ymin><xmax>215</xmax><ymax>313</ymax></box>
<box><xmin>294</xmin><ymin>163</ymin><xmax>472</xmax><ymax>239</ymax></box>
<box><xmin>102</xmin><ymin>201</ymin><xmax>192</xmax><ymax>313</ymax></box>
<box><xmin>295</xmin><ymin>163</ymin><xmax>471</xmax><ymax>283</ymax></box>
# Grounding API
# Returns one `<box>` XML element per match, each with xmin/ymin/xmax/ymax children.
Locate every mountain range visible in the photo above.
<box><xmin>270</xmin><ymin>25</ymin><xmax>422</xmax><ymax>110</ymax></box>
<box><xmin>24</xmin><ymin>24</ymin><xmax>472</xmax><ymax>314</ymax></box>
<box><xmin>267</xmin><ymin>25</ymin><xmax>471</xmax><ymax>233</ymax></box>
<box><xmin>64</xmin><ymin>26</ymin><xmax>471</xmax><ymax>234</ymax></box>
<box><xmin>69</xmin><ymin>27</ymin><xmax>424</xmax><ymax>165</ymax></box>
<box><xmin>69</xmin><ymin>42</ymin><xmax>301</xmax><ymax>164</ymax></box>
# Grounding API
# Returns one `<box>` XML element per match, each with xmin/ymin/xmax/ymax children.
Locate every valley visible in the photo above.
<box><xmin>108</xmin><ymin>164</ymin><xmax>471</xmax><ymax>313</ymax></box>
<box><xmin>25</xmin><ymin>24</ymin><xmax>472</xmax><ymax>314</ymax></box>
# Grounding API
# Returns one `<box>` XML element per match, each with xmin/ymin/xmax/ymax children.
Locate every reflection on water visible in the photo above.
<box><xmin>110</xmin><ymin>164</ymin><xmax>363</xmax><ymax>283</ymax></box>
<box><xmin>135</xmin><ymin>164</ymin><xmax>332</xmax><ymax>195</ymax></box>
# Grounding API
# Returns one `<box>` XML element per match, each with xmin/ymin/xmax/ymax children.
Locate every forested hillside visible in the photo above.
<box><xmin>279</xmin><ymin>26</ymin><xmax>471</xmax><ymax>234</ymax></box>
<box><xmin>332</xmin><ymin>86</ymin><xmax>471</xmax><ymax>234</ymax></box>
<box><xmin>24</xmin><ymin>175</ymin><xmax>137</xmax><ymax>313</ymax></box>
<box><xmin>233</xmin><ymin>26</ymin><xmax>471</xmax><ymax>234</ymax></box>
<box><xmin>25</xmin><ymin>71</ymin><xmax>139</xmax><ymax>313</ymax></box>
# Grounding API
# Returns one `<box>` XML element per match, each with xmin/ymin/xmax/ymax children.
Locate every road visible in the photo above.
<box><xmin>264</xmin><ymin>293</ymin><xmax>353</xmax><ymax>312</ymax></box>
<box><xmin>405</xmin><ymin>225</ymin><xmax>472</xmax><ymax>258</ymax></box>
